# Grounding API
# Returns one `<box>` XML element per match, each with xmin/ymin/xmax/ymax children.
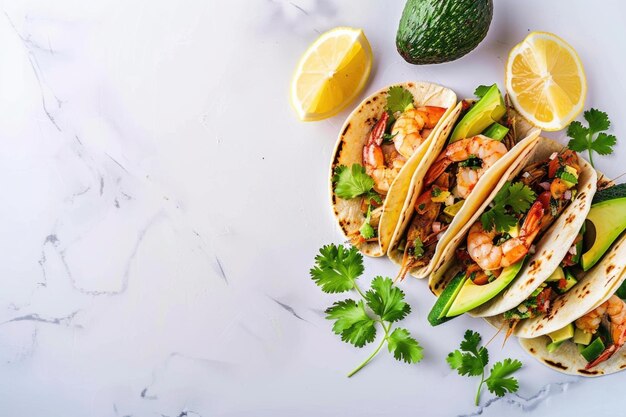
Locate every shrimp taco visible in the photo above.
<box><xmin>388</xmin><ymin>84</ymin><xmax>541</xmax><ymax>279</ymax></box>
<box><xmin>427</xmin><ymin>138</ymin><xmax>596</xmax><ymax>326</ymax></box>
<box><xmin>493</xmin><ymin>183</ymin><xmax>626</xmax><ymax>376</ymax></box>
<box><xmin>330</xmin><ymin>82</ymin><xmax>456</xmax><ymax>257</ymax></box>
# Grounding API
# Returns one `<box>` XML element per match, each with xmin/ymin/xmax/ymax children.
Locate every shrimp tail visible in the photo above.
<box><xmin>395</xmin><ymin>246</ymin><xmax>414</xmax><ymax>282</ymax></box>
<box><xmin>586</xmin><ymin>344</ymin><xmax>619</xmax><ymax>369</ymax></box>
<box><xmin>502</xmin><ymin>319</ymin><xmax>519</xmax><ymax>347</ymax></box>
<box><xmin>424</xmin><ymin>156</ymin><xmax>452</xmax><ymax>186</ymax></box>
<box><xmin>362</xmin><ymin>112</ymin><xmax>389</xmax><ymax>163</ymax></box>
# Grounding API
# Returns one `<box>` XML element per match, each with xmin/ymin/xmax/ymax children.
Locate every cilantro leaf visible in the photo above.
<box><xmin>449</xmin><ymin>350</ymin><xmax>485</xmax><ymax>376</ymax></box>
<box><xmin>485</xmin><ymin>359</ymin><xmax>522</xmax><ymax>397</ymax></box>
<box><xmin>480</xmin><ymin>182</ymin><xmax>535</xmax><ymax>232</ymax></box>
<box><xmin>310</xmin><ymin>244</ymin><xmax>363</xmax><ymax>293</ymax></box>
<box><xmin>566</xmin><ymin>108</ymin><xmax>616</xmax><ymax>167</ymax></box>
<box><xmin>387</xmin><ymin>328</ymin><xmax>423</xmax><ymax>363</ymax></box>
<box><xmin>585</xmin><ymin>108</ymin><xmax>610</xmax><ymax>133</ymax></box>
<box><xmin>386</xmin><ymin>86</ymin><xmax>414</xmax><ymax>114</ymax></box>
<box><xmin>592</xmin><ymin>133</ymin><xmax>617</xmax><ymax>155</ymax></box>
<box><xmin>566</xmin><ymin>121</ymin><xmax>588</xmax><ymax>152</ymax></box>
<box><xmin>364</xmin><ymin>276</ymin><xmax>411</xmax><ymax>322</ymax></box>
<box><xmin>449</xmin><ymin>330</ymin><xmax>488</xmax><ymax>377</ymax></box>
<box><xmin>332</xmin><ymin>164</ymin><xmax>375</xmax><ymax>200</ymax></box>
<box><xmin>448</xmin><ymin>330</ymin><xmax>523</xmax><ymax>405</ymax></box>
<box><xmin>382</xmin><ymin>131</ymin><xmax>398</xmax><ymax>143</ymax></box>
<box><xmin>503</xmin><ymin>182</ymin><xmax>536</xmax><ymax>214</ymax></box>
<box><xmin>460</xmin><ymin>329</ymin><xmax>481</xmax><ymax>353</ymax></box>
<box><xmin>325</xmin><ymin>299</ymin><xmax>376</xmax><ymax>347</ymax></box>
<box><xmin>474</xmin><ymin>84</ymin><xmax>493</xmax><ymax>99</ymax></box>
<box><xmin>446</xmin><ymin>350</ymin><xmax>465</xmax><ymax>370</ymax></box>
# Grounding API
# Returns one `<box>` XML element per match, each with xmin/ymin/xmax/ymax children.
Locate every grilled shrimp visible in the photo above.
<box><xmin>391</xmin><ymin>106</ymin><xmax>446</xmax><ymax>159</ymax></box>
<box><xmin>363</xmin><ymin>112</ymin><xmax>405</xmax><ymax>194</ymax></box>
<box><xmin>467</xmin><ymin>200</ymin><xmax>545</xmax><ymax>271</ymax></box>
<box><xmin>575</xmin><ymin>295</ymin><xmax>626</xmax><ymax>369</ymax></box>
<box><xmin>424</xmin><ymin>136</ymin><xmax>508</xmax><ymax>198</ymax></box>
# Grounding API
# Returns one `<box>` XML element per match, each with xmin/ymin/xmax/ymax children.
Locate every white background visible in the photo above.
<box><xmin>0</xmin><ymin>1</ymin><xmax>624</xmax><ymax>416</ymax></box>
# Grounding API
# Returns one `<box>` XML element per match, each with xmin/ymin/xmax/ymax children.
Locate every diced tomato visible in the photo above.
<box><xmin>536</xmin><ymin>287</ymin><xmax>553</xmax><ymax>314</ymax></box>
<box><xmin>561</xmin><ymin>253</ymin><xmax>576</xmax><ymax>267</ymax></box>
<box><xmin>558</xmin><ymin>278</ymin><xmax>568</xmax><ymax>289</ymax></box>
<box><xmin>537</xmin><ymin>191</ymin><xmax>552</xmax><ymax>209</ymax></box>
<box><xmin>548</xmin><ymin>156</ymin><xmax>560</xmax><ymax>178</ymax></box>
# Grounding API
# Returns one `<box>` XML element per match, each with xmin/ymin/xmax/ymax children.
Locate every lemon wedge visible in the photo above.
<box><xmin>290</xmin><ymin>27</ymin><xmax>373</xmax><ymax>121</ymax></box>
<box><xmin>506</xmin><ymin>31</ymin><xmax>587</xmax><ymax>131</ymax></box>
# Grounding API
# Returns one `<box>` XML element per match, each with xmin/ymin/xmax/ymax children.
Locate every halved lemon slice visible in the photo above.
<box><xmin>290</xmin><ymin>27</ymin><xmax>373</xmax><ymax>121</ymax></box>
<box><xmin>506</xmin><ymin>31</ymin><xmax>587</xmax><ymax>131</ymax></box>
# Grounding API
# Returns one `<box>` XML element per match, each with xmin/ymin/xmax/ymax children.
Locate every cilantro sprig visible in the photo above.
<box><xmin>311</xmin><ymin>244</ymin><xmax>423</xmax><ymax>377</ymax></box>
<box><xmin>480</xmin><ymin>182</ymin><xmax>536</xmax><ymax>233</ymax></box>
<box><xmin>385</xmin><ymin>86</ymin><xmax>414</xmax><ymax>114</ymax></box>
<box><xmin>332</xmin><ymin>164</ymin><xmax>382</xmax><ymax>206</ymax></box>
<box><xmin>567</xmin><ymin>108</ymin><xmax>616</xmax><ymax>168</ymax></box>
<box><xmin>447</xmin><ymin>330</ymin><xmax>523</xmax><ymax>405</ymax></box>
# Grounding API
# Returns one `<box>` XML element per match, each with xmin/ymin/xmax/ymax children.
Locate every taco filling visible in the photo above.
<box><xmin>503</xmin><ymin>226</ymin><xmax>584</xmax><ymax>323</ymax></box>
<box><xmin>428</xmin><ymin>149</ymin><xmax>581</xmax><ymax>325</ymax></box>
<box><xmin>332</xmin><ymin>86</ymin><xmax>446</xmax><ymax>244</ymax></box>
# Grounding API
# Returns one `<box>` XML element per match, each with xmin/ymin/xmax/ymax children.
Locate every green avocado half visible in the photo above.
<box><xmin>581</xmin><ymin>184</ymin><xmax>626</xmax><ymax>271</ymax></box>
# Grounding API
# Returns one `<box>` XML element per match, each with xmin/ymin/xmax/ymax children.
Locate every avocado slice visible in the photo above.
<box><xmin>580</xmin><ymin>337</ymin><xmax>605</xmax><ymax>363</ymax></box>
<box><xmin>573</xmin><ymin>327</ymin><xmax>593</xmax><ymax>345</ymax></box>
<box><xmin>428</xmin><ymin>272</ymin><xmax>468</xmax><ymax>326</ymax></box>
<box><xmin>445</xmin><ymin>261</ymin><xmax>524</xmax><ymax>317</ymax></box>
<box><xmin>546</xmin><ymin>341</ymin><xmax>564</xmax><ymax>353</ymax></box>
<box><xmin>482</xmin><ymin>122</ymin><xmax>509</xmax><ymax>140</ymax></box>
<box><xmin>546</xmin><ymin>266</ymin><xmax>565</xmax><ymax>282</ymax></box>
<box><xmin>443</xmin><ymin>200</ymin><xmax>465</xmax><ymax>218</ymax></box>
<box><xmin>581</xmin><ymin>186</ymin><xmax>626</xmax><ymax>271</ymax></box>
<box><xmin>449</xmin><ymin>84</ymin><xmax>506</xmax><ymax>142</ymax></box>
<box><xmin>556</xmin><ymin>269</ymin><xmax>577</xmax><ymax>294</ymax></box>
<box><xmin>547</xmin><ymin>323</ymin><xmax>574</xmax><ymax>343</ymax></box>
<box><xmin>396</xmin><ymin>0</ymin><xmax>493</xmax><ymax>65</ymax></box>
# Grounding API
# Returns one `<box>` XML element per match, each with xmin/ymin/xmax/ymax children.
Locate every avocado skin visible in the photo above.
<box><xmin>592</xmin><ymin>183</ymin><xmax>626</xmax><ymax>205</ymax></box>
<box><xmin>428</xmin><ymin>272</ymin><xmax>467</xmax><ymax>326</ymax></box>
<box><xmin>396</xmin><ymin>0</ymin><xmax>493</xmax><ymax>65</ymax></box>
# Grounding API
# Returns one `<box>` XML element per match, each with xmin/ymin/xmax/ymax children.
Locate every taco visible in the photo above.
<box><xmin>483</xmin><ymin>183</ymin><xmax>626</xmax><ymax>334</ymax></box>
<box><xmin>519</xmin><ymin>232</ymin><xmax>626</xmax><ymax>376</ymax></box>
<box><xmin>330</xmin><ymin>82</ymin><xmax>456</xmax><ymax>257</ymax></box>
<box><xmin>387</xmin><ymin>85</ymin><xmax>540</xmax><ymax>279</ymax></box>
<box><xmin>501</xmin><ymin>183</ymin><xmax>626</xmax><ymax>376</ymax></box>
<box><xmin>427</xmin><ymin>138</ymin><xmax>595</xmax><ymax>326</ymax></box>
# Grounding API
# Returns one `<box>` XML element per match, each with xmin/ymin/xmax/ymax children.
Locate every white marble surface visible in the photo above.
<box><xmin>1</xmin><ymin>1</ymin><xmax>625</xmax><ymax>416</ymax></box>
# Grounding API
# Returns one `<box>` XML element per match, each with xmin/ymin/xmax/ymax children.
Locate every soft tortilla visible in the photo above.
<box><xmin>330</xmin><ymin>82</ymin><xmax>457</xmax><ymax>257</ymax></box>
